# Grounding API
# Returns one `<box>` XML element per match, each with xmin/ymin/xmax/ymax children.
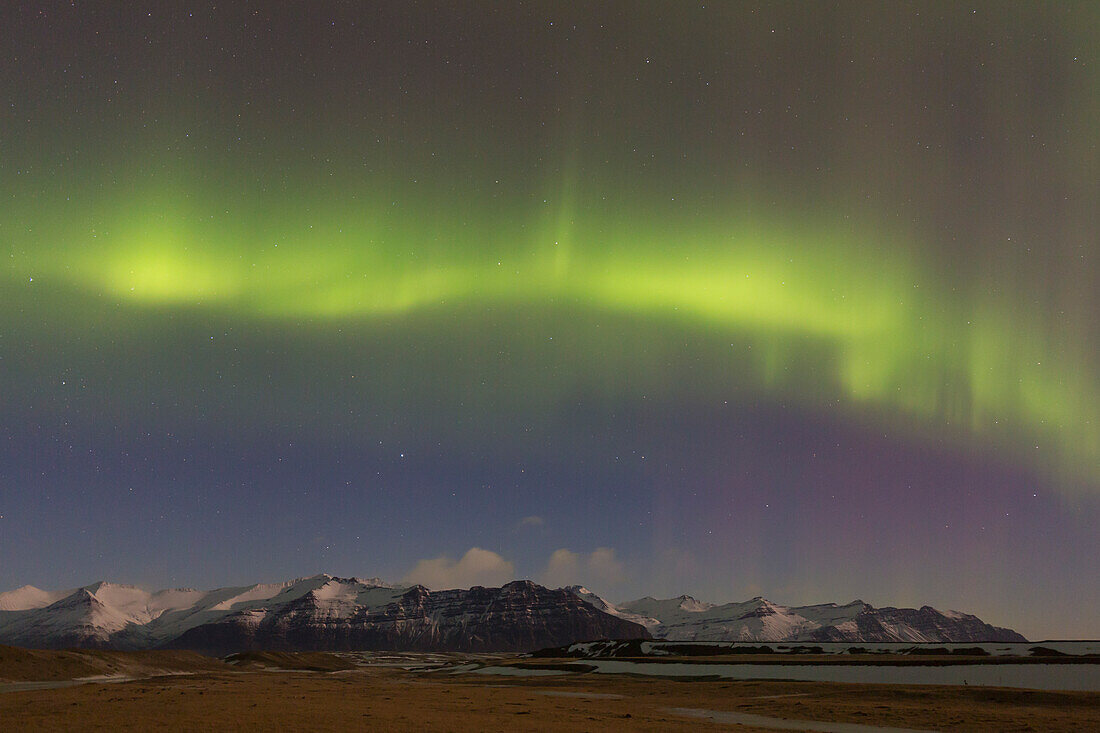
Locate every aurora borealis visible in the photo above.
<box><xmin>2</xmin><ymin>2</ymin><xmax>1098</xmax><ymax>638</ymax></box>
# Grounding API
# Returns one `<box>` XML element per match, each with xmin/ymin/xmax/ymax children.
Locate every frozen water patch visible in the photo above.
<box><xmin>587</xmin><ymin>660</ymin><xmax>1100</xmax><ymax>691</ymax></box>
<box><xmin>464</xmin><ymin>666</ymin><xmax>569</xmax><ymax>677</ymax></box>
<box><xmin>0</xmin><ymin>674</ymin><xmax>136</xmax><ymax>695</ymax></box>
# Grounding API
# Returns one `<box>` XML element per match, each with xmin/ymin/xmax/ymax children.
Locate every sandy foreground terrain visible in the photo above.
<box><xmin>1</xmin><ymin>647</ymin><xmax>1098</xmax><ymax>731</ymax></box>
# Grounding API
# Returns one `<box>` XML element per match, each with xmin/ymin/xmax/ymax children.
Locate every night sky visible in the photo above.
<box><xmin>2</xmin><ymin>2</ymin><xmax>1098</xmax><ymax>640</ymax></box>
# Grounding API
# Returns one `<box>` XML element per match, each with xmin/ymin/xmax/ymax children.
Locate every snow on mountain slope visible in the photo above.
<box><xmin>794</xmin><ymin>600</ymin><xmax>872</xmax><ymax>628</ymax></box>
<box><xmin>613</xmin><ymin>595</ymin><xmax>806</xmax><ymax>641</ymax></box>
<box><xmin>623</xmin><ymin>595</ymin><xmax>717</xmax><ymax>619</ymax></box>
<box><xmin>315</xmin><ymin>579</ymin><xmax>404</xmax><ymax>608</ymax></box>
<box><xmin>566</xmin><ymin>589</ymin><xmax>832</xmax><ymax>641</ymax></box>
<box><xmin>140</xmin><ymin>575</ymin><xmax>400</xmax><ymax>645</ymax></box>
<box><xmin>271</xmin><ymin>576</ymin><xmax>407</xmax><ymax>623</ymax></box>
<box><xmin>204</xmin><ymin>581</ymin><xmax>302</xmax><ymax>612</ymax></box>
<box><xmin>0</xmin><ymin>574</ymin><xmax>399</xmax><ymax>650</ymax></box>
<box><xmin>0</xmin><ymin>585</ymin><xmax>74</xmax><ymax>611</ymax></box>
<box><xmin>77</xmin><ymin>582</ymin><xmax>212</xmax><ymax>626</ymax></box>
<box><xmin>567</xmin><ymin>586</ymin><xmax>661</xmax><ymax>632</ymax></box>
<box><xmin>573</xmin><ymin>589</ymin><xmax>1024</xmax><ymax>643</ymax></box>
<box><xmin>0</xmin><ymin>588</ymin><xmax>143</xmax><ymax>648</ymax></box>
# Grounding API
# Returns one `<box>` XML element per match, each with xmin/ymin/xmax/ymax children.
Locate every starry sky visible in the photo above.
<box><xmin>2</xmin><ymin>2</ymin><xmax>1098</xmax><ymax>640</ymax></box>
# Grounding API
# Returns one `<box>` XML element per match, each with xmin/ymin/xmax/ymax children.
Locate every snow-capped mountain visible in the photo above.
<box><xmin>567</xmin><ymin>588</ymin><xmax>1026</xmax><ymax>643</ymax></box>
<box><xmin>0</xmin><ymin>577</ymin><xmax>386</xmax><ymax>650</ymax></box>
<box><xmin>0</xmin><ymin>577</ymin><xmax>1026</xmax><ymax>652</ymax></box>
<box><xmin>0</xmin><ymin>576</ymin><xmax>647</xmax><ymax>653</ymax></box>
<box><xmin>569</xmin><ymin>586</ymin><xmax>661</xmax><ymax>630</ymax></box>
<box><xmin>0</xmin><ymin>585</ymin><xmax>74</xmax><ymax>611</ymax></box>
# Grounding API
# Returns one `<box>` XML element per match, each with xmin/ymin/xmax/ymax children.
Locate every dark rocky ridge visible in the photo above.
<box><xmin>165</xmin><ymin>580</ymin><xmax>650</xmax><ymax>654</ymax></box>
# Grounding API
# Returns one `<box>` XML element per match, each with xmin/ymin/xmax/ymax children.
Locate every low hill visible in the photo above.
<box><xmin>0</xmin><ymin>645</ymin><xmax>226</xmax><ymax>682</ymax></box>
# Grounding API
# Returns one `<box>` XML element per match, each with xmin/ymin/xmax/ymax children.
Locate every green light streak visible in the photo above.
<box><xmin>6</xmin><ymin>187</ymin><xmax>1098</xmax><ymax>491</ymax></box>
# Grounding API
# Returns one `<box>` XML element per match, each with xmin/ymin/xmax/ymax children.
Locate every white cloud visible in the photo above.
<box><xmin>542</xmin><ymin>548</ymin><xmax>582</xmax><ymax>588</ymax></box>
<box><xmin>517</xmin><ymin>515</ymin><xmax>544</xmax><ymax>529</ymax></box>
<box><xmin>403</xmin><ymin>547</ymin><xmax>515</xmax><ymax>590</ymax></box>
<box><xmin>539</xmin><ymin>547</ymin><xmax>626</xmax><ymax>590</ymax></box>
<box><xmin>587</xmin><ymin>547</ymin><xmax>625</xmax><ymax>584</ymax></box>
<box><xmin>403</xmin><ymin>545</ymin><xmax>627</xmax><ymax>594</ymax></box>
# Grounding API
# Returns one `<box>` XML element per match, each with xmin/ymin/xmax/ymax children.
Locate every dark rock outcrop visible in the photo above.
<box><xmin>166</xmin><ymin>580</ymin><xmax>650</xmax><ymax>655</ymax></box>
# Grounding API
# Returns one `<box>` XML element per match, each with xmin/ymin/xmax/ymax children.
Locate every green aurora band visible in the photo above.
<box><xmin>6</xmin><ymin>176</ymin><xmax>1098</xmax><ymax>495</ymax></box>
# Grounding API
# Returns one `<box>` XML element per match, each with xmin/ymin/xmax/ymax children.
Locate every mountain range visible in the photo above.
<box><xmin>0</xmin><ymin>575</ymin><xmax>1025</xmax><ymax>653</ymax></box>
<box><xmin>568</xmin><ymin>587</ymin><xmax>1026</xmax><ymax>643</ymax></box>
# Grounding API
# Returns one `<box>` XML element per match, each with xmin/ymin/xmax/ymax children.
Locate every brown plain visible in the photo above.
<box><xmin>1</xmin><ymin>646</ymin><xmax>1098</xmax><ymax>731</ymax></box>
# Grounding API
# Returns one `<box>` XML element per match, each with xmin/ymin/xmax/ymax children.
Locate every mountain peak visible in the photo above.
<box><xmin>676</xmin><ymin>595</ymin><xmax>712</xmax><ymax>612</ymax></box>
<box><xmin>292</xmin><ymin>574</ymin><xmax>394</xmax><ymax>591</ymax></box>
<box><xmin>351</xmin><ymin>576</ymin><xmax>392</xmax><ymax>588</ymax></box>
<box><xmin>46</xmin><ymin>587</ymin><xmax>103</xmax><ymax>610</ymax></box>
<box><xmin>0</xmin><ymin>585</ymin><xmax>73</xmax><ymax>611</ymax></box>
